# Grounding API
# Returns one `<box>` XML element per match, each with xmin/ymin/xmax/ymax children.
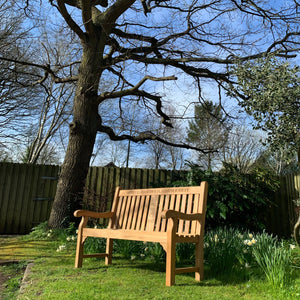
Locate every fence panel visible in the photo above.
<box><xmin>1</xmin><ymin>162</ymin><xmax>299</xmax><ymax>236</ymax></box>
<box><xmin>0</xmin><ymin>163</ymin><xmax>60</xmax><ymax>234</ymax></box>
<box><xmin>285</xmin><ymin>173</ymin><xmax>300</xmax><ymax>235</ymax></box>
<box><xmin>266</xmin><ymin>173</ymin><xmax>300</xmax><ymax>237</ymax></box>
<box><xmin>0</xmin><ymin>163</ymin><xmax>177</xmax><ymax>234</ymax></box>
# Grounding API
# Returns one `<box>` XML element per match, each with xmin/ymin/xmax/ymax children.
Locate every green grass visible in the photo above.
<box><xmin>0</xmin><ymin>233</ymin><xmax>299</xmax><ymax>300</ymax></box>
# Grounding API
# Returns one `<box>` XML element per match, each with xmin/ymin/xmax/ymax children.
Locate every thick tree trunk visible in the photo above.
<box><xmin>48</xmin><ymin>38</ymin><xmax>104</xmax><ymax>228</ymax></box>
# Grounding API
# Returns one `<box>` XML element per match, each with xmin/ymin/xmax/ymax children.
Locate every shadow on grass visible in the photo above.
<box><xmin>129</xmin><ymin>260</ymin><xmax>250</xmax><ymax>285</ymax></box>
<box><xmin>81</xmin><ymin>257</ymin><xmax>251</xmax><ymax>286</ymax></box>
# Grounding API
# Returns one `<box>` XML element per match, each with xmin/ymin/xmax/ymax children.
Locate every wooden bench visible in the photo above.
<box><xmin>74</xmin><ymin>181</ymin><xmax>208</xmax><ymax>286</ymax></box>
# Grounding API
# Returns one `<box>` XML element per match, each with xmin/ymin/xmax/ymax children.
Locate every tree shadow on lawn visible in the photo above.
<box><xmin>83</xmin><ymin>258</ymin><xmax>250</xmax><ymax>287</ymax></box>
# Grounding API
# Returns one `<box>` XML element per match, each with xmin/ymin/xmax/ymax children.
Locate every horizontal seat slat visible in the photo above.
<box><xmin>83</xmin><ymin>228</ymin><xmax>167</xmax><ymax>243</ymax></box>
<box><xmin>82</xmin><ymin>228</ymin><xmax>200</xmax><ymax>243</ymax></box>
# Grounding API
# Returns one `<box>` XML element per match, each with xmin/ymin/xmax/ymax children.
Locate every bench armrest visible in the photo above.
<box><xmin>74</xmin><ymin>210</ymin><xmax>115</xmax><ymax>219</ymax></box>
<box><xmin>161</xmin><ymin>210</ymin><xmax>203</xmax><ymax>221</ymax></box>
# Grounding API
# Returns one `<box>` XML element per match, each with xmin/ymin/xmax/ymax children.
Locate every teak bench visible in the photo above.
<box><xmin>74</xmin><ymin>181</ymin><xmax>208</xmax><ymax>286</ymax></box>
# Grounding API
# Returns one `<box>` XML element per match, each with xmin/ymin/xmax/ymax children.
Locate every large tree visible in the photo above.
<box><xmin>228</xmin><ymin>56</ymin><xmax>300</xmax><ymax>169</ymax></box>
<box><xmin>6</xmin><ymin>0</ymin><xmax>299</xmax><ymax>227</ymax></box>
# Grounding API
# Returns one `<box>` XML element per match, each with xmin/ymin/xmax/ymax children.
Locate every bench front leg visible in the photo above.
<box><xmin>105</xmin><ymin>238</ymin><xmax>113</xmax><ymax>265</ymax></box>
<box><xmin>75</xmin><ymin>216</ymin><xmax>88</xmax><ymax>268</ymax></box>
<box><xmin>165</xmin><ymin>218</ymin><xmax>178</xmax><ymax>286</ymax></box>
<box><xmin>195</xmin><ymin>235</ymin><xmax>204</xmax><ymax>281</ymax></box>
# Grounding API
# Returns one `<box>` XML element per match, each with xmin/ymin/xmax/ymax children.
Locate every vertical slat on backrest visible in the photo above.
<box><xmin>140</xmin><ymin>195</ymin><xmax>151</xmax><ymax>231</ymax></box>
<box><xmin>122</xmin><ymin>195</ymin><xmax>133</xmax><ymax>229</ymax></box>
<box><xmin>156</xmin><ymin>194</ymin><xmax>166</xmax><ymax>232</ymax></box>
<box><xmin>191</xmin><ymin>193</ymin><xmax>200</xmax><ymax>234</ymax></box>
<box><xmin>130</xmin><ymin>195</ymin><xmax>141</xmax><ymax>230</ymax></box>
<box><xmin>136</xmin><ymin>195</ymin><xmax>146</xmax><ymax>230</ymax></box>
<box><xmin>199</xmin><ymin>182</ymin><xmax>208</xmax><ymax>235</ymax></box>
<box><xmin>177</xmin><ymin>194</ymin><xmax>187</xmax><ymax>234</ymax></box>
<box><xmin>161</xmin><ymin>194</ymin><xmax>176</xmax><ymax>232</ymax></box>
<box><xmin>114</xmin><ymin>195</ymin><xmax>126</xmax><ymax>229</ymax></box>
<box><xmin>146</xmin><ymin>195</ymin><xmax>159</xmax><ymax>231</ymax></box>
<box><xmin>199</xmin><ymin>182</ymin><xmax>207</xmax><ymax>214</ymax></box>
<box><xmin>184</xmin><ymin>194</ymin><xmax>193</xmax><ymax>234</ymax></box>
<box><xmin>189</xmin><ymin>182</ymin><xmax>208</xmax><ymax>235</ymax></box>
<box><xmin>126</xmin><ymin>196</ymin><xmax>136</xmax><ymax>229</ymax></box>
<box><xmin>169</xmin><ymin>194</ymin><xmax>176</xmax><ymax>211</ymax></box>
<box><xmin>110</xmin><ymin>187</ymin><xmax>121</xmax><ymax>229</ymax></box>
<box><xmin>174</xmin><ymin>194</ymin><xmax>181</xmax><ymax>212</ymax></box>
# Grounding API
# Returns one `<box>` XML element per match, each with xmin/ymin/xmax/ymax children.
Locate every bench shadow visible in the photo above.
<box><xmin>83</xmin><ymin>258</ymin><xmax>250</xmax><ymax>286</ymax></box>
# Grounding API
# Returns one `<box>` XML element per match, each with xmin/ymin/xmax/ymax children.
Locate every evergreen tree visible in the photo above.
<box><xmin>187</xmin><ymin>101</ymin><xmax>230</xmax><ymax>169</ymax></box>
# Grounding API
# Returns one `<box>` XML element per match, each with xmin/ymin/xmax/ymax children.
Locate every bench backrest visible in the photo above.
<box><xmin>110</xmin><ymin>182</ymin><xmax>208</xmax><ymax>236</ymax></box>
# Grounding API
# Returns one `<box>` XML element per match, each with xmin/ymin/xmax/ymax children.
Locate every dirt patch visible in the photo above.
<box><xmin>0</xmin><ymin>270</ymin><xmax>9</xmax><ymax>293</ymax></box>
<box><xmin>0</xmin><ymin>261</ymin><xmax>24</xmax><ymax>297</ymax></box>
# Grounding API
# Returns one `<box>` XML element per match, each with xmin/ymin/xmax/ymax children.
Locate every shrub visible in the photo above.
<box><xmin>171</xmin><ymin>163</ymin><xmax>279</xmax><ymax>231</ymax></box>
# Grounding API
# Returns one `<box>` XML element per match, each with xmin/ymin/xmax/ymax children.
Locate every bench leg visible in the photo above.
<box><xmin>105</xmin><ymin>238</ymin><xmax>113</xmax><ymax>265</ymax></box>
<box><xmin>166</xmin><ymin>240</ymin><xmax>176</xmax><ymax>286</ymax></box>
<box><xmin>195</xmin><ymin>240</ymin><xmax>204</xmax><ymax>281</ymax></box>
<box><xmin>75</xmin><ymin>235</ymin><xmax>85</xmax><ymax>268</ymax></box>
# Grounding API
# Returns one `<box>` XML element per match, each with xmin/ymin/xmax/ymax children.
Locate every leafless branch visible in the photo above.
<box><xmin>98</xmin><ymin>123</ymin><xmax>213</xmax><ymax>154</ymax></box>
<box><xmin>57</xmin><ymin>0</ymin><xmax>86</xmax><ymax>41</ymax></box>
<box><xmin>98</xmin><ymin>75</ymin><xmax>177</xmax><ymax>101</ymax></box>
<box><xmin>0</xmin><ymin>56</ymin><xmax>78</xmax><ymax>84</ymax></box>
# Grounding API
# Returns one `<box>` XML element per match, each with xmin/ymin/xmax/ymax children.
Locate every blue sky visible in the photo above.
<box><xmin>1</xmin><ymin>0</ymin><xmax>299</xmax><ymax>166</ymax></box>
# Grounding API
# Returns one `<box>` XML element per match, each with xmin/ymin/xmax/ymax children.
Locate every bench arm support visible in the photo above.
<box><xmin>161</xmin><ymin>210</ymin><xmax>203</xmax><ymax>221</ymax></box>
<box><xmin>74</xmin><ymin>210</ymin><xmax>115</xmax><ymax>219</ymax></box>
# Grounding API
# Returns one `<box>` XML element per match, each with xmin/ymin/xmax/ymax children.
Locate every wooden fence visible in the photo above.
<box><xmin>0</xmin><ymin>163</ymin><xmax>59</xmax><ymax>234</ymax></box>
<box><xmin>0</xmin><ymin>162</ymin><xmax>299</xmax><ymax>236</ymax></box>
<box><xmin>0</xmin><ymin>163</ymin><xmax>178</xmax><ymax>234</ymax></box>
<box><xmin>267</xmin><ymin>173</ymin><xmax>300</xmax><ymax>238</ymax></box>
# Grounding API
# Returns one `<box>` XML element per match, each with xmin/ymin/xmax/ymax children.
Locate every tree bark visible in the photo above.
<box><xmin>48</xmin><ymin>36</ymin><xmax>104</xmax><ymax>228</ymax></box>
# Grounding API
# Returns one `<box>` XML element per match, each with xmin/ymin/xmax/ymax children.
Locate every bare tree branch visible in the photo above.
<box><xmin>98</xmin><ymin>75</ymin><xmax>177</xmax><ymax>100</ymax></box>
<box><xmin>96</xmin><ymin>0</ymin><xmax>136</xmax><ymax>33</ymax></box>
<box><xmin>81</xmin><ymin>0</ymin><xmax>94</xmax><ymax>36</ymax></box>
<box><xmin>57</xmin><ymin>0</ymin><xmax>86</xmax><ymax>41</ymax></box>
<box><xmin>0</xmin><ymin>56</ymin><xmax>78</xmax><ymax>84</ymax></box>
<box><xmin>98</xmin><ymin>123</ymin><xmax>213</xmax><ymax>154</ymax></box>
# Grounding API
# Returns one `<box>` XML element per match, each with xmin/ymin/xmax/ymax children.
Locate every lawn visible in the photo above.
<box><xmin>0</xmin><ymin>228</ymin><xmax>299</xmax><ymax>300</ymax></box>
